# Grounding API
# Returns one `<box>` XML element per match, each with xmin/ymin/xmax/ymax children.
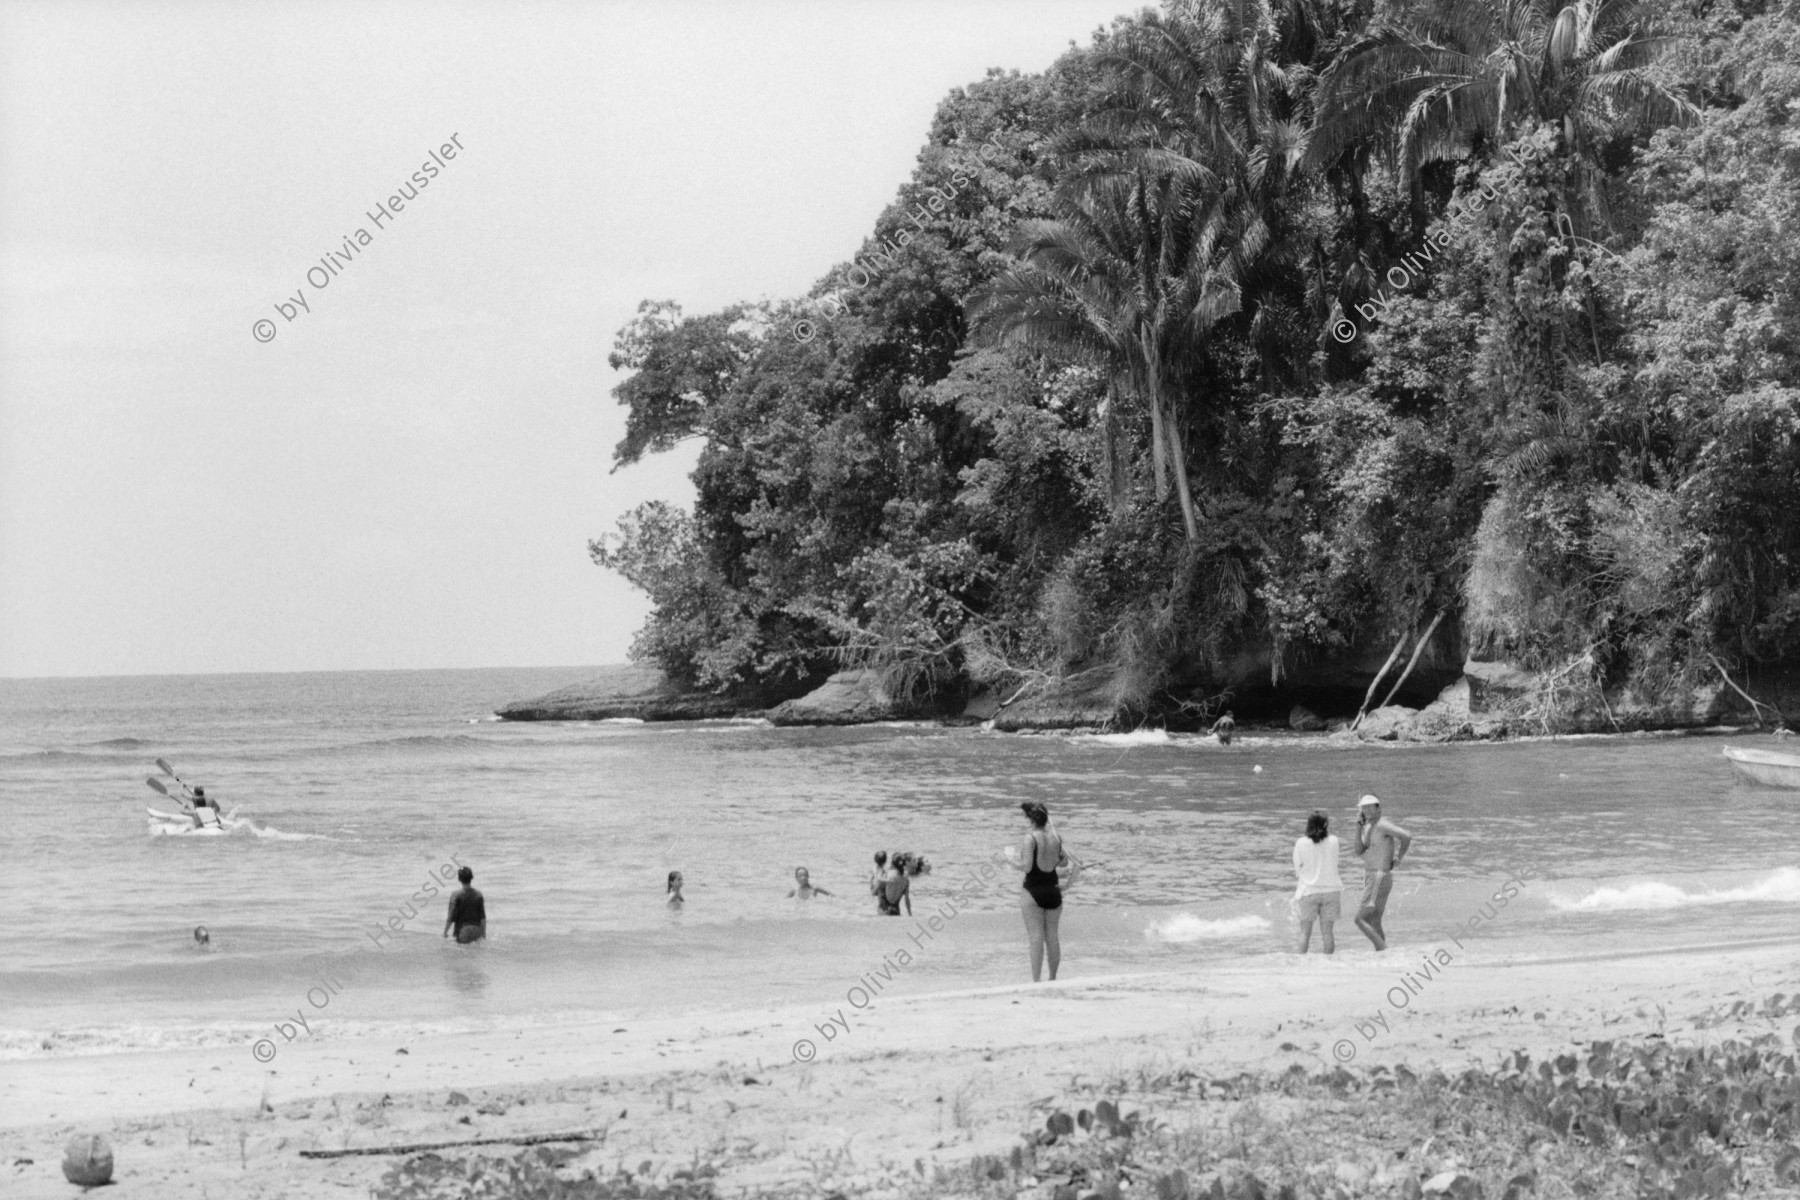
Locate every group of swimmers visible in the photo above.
<box><xmin>660</xmin><ymin>854</ymin><xmax>932</xmax><ymax>913</ymax></box>
<box><xmin>475</xmin><ymin>798</ymin><xmax>1412</xmax><ymax>981</ymax></box>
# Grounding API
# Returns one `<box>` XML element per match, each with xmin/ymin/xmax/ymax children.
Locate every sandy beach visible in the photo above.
<box><xmin>6</xmin><ymin>937</ymin><xmax>1796</xmax><ymax>1198</ymax></box>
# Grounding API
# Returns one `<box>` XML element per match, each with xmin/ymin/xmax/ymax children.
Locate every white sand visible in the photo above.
<box><xmin>4</xmin><ymin>940</ymin><xmax>1796</xmax><ymax>1198</ymax></box>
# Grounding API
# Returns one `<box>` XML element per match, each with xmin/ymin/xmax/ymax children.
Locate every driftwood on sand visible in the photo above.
<box><xmin>298</xmin><ymin>1129</ymin><xmax>603</xmax><ymax>1158</ymax></box>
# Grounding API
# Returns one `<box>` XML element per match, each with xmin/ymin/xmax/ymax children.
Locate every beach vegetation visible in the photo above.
<box><xmin>362</xmin><ymin>1005</ymin><xmax>1800</xmax><ymax>1198</ymax></box>
<box><xmin>911</xmin><ymin>1026</ymin><xmax>1800</xmax><ymax>1199</ymax></box>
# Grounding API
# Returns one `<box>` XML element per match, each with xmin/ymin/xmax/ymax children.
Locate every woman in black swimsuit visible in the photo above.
<box><xmin>1017</xmin><ymin>802</ymin><xmax>1065</xmax><ymax>981</ymax></box>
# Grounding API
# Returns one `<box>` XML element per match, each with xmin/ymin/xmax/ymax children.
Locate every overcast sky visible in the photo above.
<box><xmin>0</xmin><ymin>0</ymin><xmax>1137</xmax><ymax>678</ymax></box>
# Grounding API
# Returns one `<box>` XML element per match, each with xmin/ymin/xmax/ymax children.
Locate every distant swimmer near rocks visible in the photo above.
<box><xmin>443</xmin><ymin>865</ymin><xmax>486</xmax><ymax>944</ymax></box>
<box><xmin>1212</xmin><ymin>711</ymin><xmax>1236</xmax><ymax>745</ymax></box>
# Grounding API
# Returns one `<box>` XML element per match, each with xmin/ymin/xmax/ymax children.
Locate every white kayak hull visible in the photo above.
<box><xmin>146</xmin><ymin>805</ymin><xmax>240</xmax><ymax>834</ymax></box>
<box><xmin>1724</xmin><ymin>745</ymin><xmax>1800</xmax><ymax>789</ymax></box>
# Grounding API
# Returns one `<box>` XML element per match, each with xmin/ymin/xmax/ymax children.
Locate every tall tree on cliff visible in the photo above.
<box><xmin>1078</xmin><ymin>0</ymin><xmax>1338</xmax><ymax>392</ymax></box>
<box><xmin>968</xmin><ymin>167</ymin><xmax>1240</xmax><ymax>545</ymax></box>
<box><xmin>1309</xmin><ymin>0</ymin><xmax>1695</xmax><ymax>230</ymax></box>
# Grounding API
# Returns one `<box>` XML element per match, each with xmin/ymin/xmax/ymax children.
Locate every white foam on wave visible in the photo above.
<box><xmin>1551</xmin><ymin>867</ymin><xmax>1800</xmax><ymax>912</ymax></box>
<box><xmin>246</xmin><ymin>823</ymin><xmax>329</xmax><ymax>841</ymax></box>
<box><xmin>1089</xmin><ymin>729</ymin><xmax>1172</xmax><ymax>746</ymax></box>
<box><xmin>1146</xmin><ymin>913</ymin><xmax>1272</xmax><ymax>943</ymax></box>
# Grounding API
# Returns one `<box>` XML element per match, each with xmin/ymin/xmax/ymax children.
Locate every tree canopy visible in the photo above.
<box><xmin>592</xmin><ymin>0</ymin><xmax>1800</xmax><ymax>724</ymax></box>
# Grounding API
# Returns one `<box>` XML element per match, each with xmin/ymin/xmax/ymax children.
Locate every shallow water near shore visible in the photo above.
<box><xmin>2</xmin><ymin>667</ymin><xmax>1796</xmax><ymax>1063</ymax></box>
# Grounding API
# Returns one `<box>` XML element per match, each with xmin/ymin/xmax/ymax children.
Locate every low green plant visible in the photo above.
<box><xmin>373</xmin><ymin>1147</ymin><xmax>718</xmax><ymax>1200</ymax></box>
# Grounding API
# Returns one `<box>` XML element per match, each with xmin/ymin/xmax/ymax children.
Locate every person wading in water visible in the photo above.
<box><xmin>1353</xmin><ymin>795</ymin><xmax>1412</xmax><ymax>951</ymax></box>
<box><xmin>1016</xmin><ymin>802</ymin><xmax>1067</xmax><ymax>981</ymax></box>
<box><xmin>443</xmin><ymin>865</ymin><xmax>487</xmax><ymax>944</ymax></box>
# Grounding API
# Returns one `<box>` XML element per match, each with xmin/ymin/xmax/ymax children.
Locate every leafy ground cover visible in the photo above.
<box><xmin>373</xmin><ymin>996</ymin><xmax>1800</xmax><ymax>1200</ymax></box>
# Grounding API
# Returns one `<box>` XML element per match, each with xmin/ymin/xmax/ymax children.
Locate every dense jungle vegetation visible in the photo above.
<box><xmin>592</xmin><ymin>0</ymin><xmax>1800</xmax><ymax>724</ymax></box>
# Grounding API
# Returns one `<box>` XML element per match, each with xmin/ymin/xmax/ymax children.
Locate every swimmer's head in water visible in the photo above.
<box><xmin>193</xmin><ymin>925</ymin><xmax>209</xmax><ymax>945</ymax></box>
<box><xmin>1020</xmin><ymin>801</ymin><xmax>1050</xmax><ymax>828</ymax></box>
<box><xmin>457</xmin><ymin>865</ymin><xmax>473</xmax><ymax>885</ymax></box>
<box><xmin>1306</xmin><ymin>811</ymin><xmax>1328</xmax><ymax>843</ymax></box>
<box><xmin>795</xmin><ymin>867</ymin><xmax>809</xmax><ymax>882</ymax></box>
<box><xmin>667</xmin><ymin>870</ymin><xmax>682</xmax><ymax>893</ymax></box>
<box><xmin>873</xmin><ymin>851</ymin><xmax>887</xmax><ymax>867</ymax></box>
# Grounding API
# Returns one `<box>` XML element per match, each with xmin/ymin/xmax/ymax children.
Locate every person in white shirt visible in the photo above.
<box><xmin>1292</xmin><ymin>811</ymin><xmax>1343</xmax><ymax>954</ymax></box>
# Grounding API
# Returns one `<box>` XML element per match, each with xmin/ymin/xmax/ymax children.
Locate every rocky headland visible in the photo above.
<box><xmin>497</xmin><ymin>654</ymin><xmax>1774</xmax><ymax>739</ymax></box>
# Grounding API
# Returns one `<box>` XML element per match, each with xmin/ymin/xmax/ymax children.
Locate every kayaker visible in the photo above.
<box><xmin>190</xmin><ymin>787</ymin><xmax>221</xmax><ymax>828</ymax></box>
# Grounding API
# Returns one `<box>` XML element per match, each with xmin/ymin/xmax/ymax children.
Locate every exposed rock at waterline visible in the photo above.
<box><xmin>495</xmin><ymin>664</ymin><xmax>747</xmax><ymax>722</ymax></box>
<box><xmin>1340</xmin><ymin>704</ymin><xmax>1420</xmax><ymax>741</ymax></box>
<box><xmin>1289</xmin><ymin>704</ymin><xmax>1327</xmax><ymax>732</ymax></box>
<box><xmin>766</xmin><ymin>669</ymin><xmax>927</xmax><ymax>726</ymax></box>
<box><xmin>990</xmin><ymin>671</ymin><xmax>1128</xmax><ymax>732</ymax></box>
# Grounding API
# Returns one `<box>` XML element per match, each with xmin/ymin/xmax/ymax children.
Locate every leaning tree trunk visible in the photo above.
<box><xmin>1143</xmin><ymin>348</ymin><xmax>1199</xmax><ymax>543</ymax></box>
<box><xmin>1145</xmin><ymin>378</ymin><xmax>1170</xmax><ymax>503</ymax></box>
<box><xmin>1162</xmin><ymin>398</ymin><xmax>1200</xmax><ymax>543</ymax></box>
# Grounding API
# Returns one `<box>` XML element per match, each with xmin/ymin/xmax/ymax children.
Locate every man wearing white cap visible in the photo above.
<box><xmin>1353</xmin><ymin>794</ymin><xmax>1412</xmax><ymax>951</ymax></box>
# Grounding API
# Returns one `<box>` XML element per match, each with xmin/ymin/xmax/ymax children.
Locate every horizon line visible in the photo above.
<box><xmin>0</xmin><ymin>662</ymin><xmax>630</xmax><ymax>684</ymax></box>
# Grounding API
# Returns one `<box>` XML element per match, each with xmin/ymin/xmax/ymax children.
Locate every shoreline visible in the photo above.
<box><xmin>6</xmin><ymin>940</ymin><xmax>1796</xmax><ymax>1197</ymax></box>
<box><xmin>497</xmin><ymin>710</ymin><xmax>1772</xmax><ymax>746</ymax></box>
<box><xmin>494</xmin><ymin>662</ymin><xmax>1790</xmax><ymax>739</ymax></box>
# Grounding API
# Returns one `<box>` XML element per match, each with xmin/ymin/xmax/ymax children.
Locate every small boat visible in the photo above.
<box><xmin>1723</xmin><ymin>745</ymin><xmax>1800</xmax><ymax>789</ymax></box>
<box><xmin>146</xmin><ymin>805</ymin><xmax>241</xmax><ymax>835</ymax></box>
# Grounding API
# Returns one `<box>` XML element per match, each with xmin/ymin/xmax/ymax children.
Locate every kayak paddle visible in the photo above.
<box><xmin>154</xmin><ymin>758</ymin><xmax>201</xmax><ymax>802</ymax></box>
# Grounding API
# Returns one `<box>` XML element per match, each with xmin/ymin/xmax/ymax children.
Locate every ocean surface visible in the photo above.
<box><xmin>2</xmin><ymin>667</ymin><xmax>1796</xmax><ymax>1068</ymax></box>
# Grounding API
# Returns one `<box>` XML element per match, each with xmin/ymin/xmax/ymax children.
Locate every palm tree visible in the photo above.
<box><xmin>1066</xmin><ymin>1</ymin><xmax>1325</xmax><ymax>394</ymax></box>
<box><xmin>970</xmin><ymin>170</ymin><xmax>1240</xmax><ymax>545</ymax></box>
<box><xmin>1309</xmin><ymin>0</ymin><xmax>1694</xmax><ymax>227</ymax></box>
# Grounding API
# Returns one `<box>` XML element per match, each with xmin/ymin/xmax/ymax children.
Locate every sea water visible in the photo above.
<box><xmin>2</xmin><ymin>667</ymin><xmax>1795</xmax><ymax>1063</ymax></box>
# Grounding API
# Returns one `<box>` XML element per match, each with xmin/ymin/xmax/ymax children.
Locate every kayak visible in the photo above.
<box><xmin>146</xmin><ymin>805</ymin><xmax>241</xmax><ymax>835</ymax></box>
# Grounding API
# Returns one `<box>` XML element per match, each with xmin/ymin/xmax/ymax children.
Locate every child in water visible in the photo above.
<box><xmin>666</xmin><ymin>870</ymin><xmax>684</xmax><ymax>909</ymax></box>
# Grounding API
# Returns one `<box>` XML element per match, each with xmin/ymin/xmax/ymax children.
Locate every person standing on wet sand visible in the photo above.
<box><xmin>1017</xmin><ymin>802</ymin><xmax>1066</xmax><ymax>981</ymax></box>
<box><xmin>1353</xmin><ymin>795</ymin><xmax>1412</xmax><ymax>951</ymax></box>
<box><xmin>443</xmin><ymin>865</ymin><xmax>486</xmax><ymax>944</ymax></box>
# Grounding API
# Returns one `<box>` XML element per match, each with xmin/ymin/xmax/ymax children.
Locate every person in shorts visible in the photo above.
<box><xmin>1354</xmin><ymin>794</ymin><xmax>1412</xmax><ymax>951</ymax></box>
<box><xmin>443</xmin><ymin>865</ymin><xmax>486</xmax><ymax>944</ymax></box>
<box><xmin>1292</xmin><ymin>811</ymin><xmax>1342</xmax><ymax>953</ymax></box>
